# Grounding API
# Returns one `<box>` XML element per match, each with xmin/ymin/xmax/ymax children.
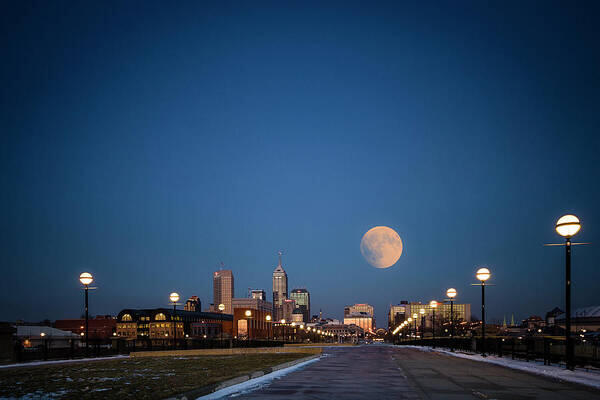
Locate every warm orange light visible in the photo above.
<box><xmin>419</xmin><ymin>308</ymin><xmax>425</xmax><ymax>315</ymax></box>
<box><xmin>280</xmin><ymin>319</ymin><xmax>286</xmax><ymax>324</ymax></box>
<box><xmin>169</xmin><ymin>292</ymin><xmax>180</xmax><ymax>303</ymax></box>
<box><xmin>245</xmin><ymin>310</ymin><xmax>252</xmax><ymax>317</ymax></box>
<box><xmin>430</xmin><ymin>300</ymin><xmax>438</xmax><ymax>308</ymax></box>
<box><xmin>266</xmin><ymin>315</ymin><xmax>272</xmax><ymax>321</ymax></box>
<box><xmin>476</xmin><ymin>268</ymin><xmax>491</xmax><ymax>282</ymax></box>
<box><xmin>556</xmin><ymin>214</ymin><xmax>581</xmax><ymax>238</ymax></box>
<box><xmin>446</xmin><ymin>288</ymin><xmax>457</xmax><ymax>298</ymax></box>
<box><xmin>218</xmin><ymin>303</ymin><xmax>225</xmax><ymax>312</ymax></box>
<box><xmin>79</xmin><ymin>272</ymin><xmax>93</xmax><ymax>286</ymax></box>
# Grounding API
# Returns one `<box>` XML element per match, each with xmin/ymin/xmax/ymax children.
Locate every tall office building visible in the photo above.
<box><xmin>290</xmin><ymin>288</ymin><xmax>310</xmax><ymax>322</ymax></box>
<box><xmin>251</xmin><ymin>289</ymin><xmax>266</xmax><ymax>300</ymax></box>
<box><xmin>213</xmin><ymin>270</ymin><xmax>234</xmax><ymax>314</ymax></box>
<box><xmin>272</xmin><ymin>252</ymin><xmax>288</xmax><ymax>320</ymax></box>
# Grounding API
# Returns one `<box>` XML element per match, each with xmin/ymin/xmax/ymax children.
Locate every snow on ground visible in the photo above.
<box><xmin>400</xmin><ymin>345</ymin><xmax>600</xmax><ymax>389</ymax></box>
<box><xmin>0</xmin><ymin>355</ymin><xmax>129</xmax><ymax>369</ymax></box>
<box><xmin>196</xmin><ymin>356</ymin><xmax>323</xmax><ymax>400</ymax></box>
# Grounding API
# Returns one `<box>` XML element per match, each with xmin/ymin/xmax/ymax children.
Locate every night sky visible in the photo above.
<box><xmin>2</xmin><ymin>1</ymin><xmax>599</xmax><ymax>327</ymax></box>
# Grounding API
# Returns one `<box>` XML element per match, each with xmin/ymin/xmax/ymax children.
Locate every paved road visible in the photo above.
<box><xmin>228</xmin><ymin>345</ymin><xmax>600</xmax><ymax>400</ymax></box>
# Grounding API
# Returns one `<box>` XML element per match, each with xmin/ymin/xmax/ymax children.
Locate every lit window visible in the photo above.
<box><xmin>122</xmin><ymin>314</ymin><xmax>133</xmax><ymax>322</ymax></box>
<box><xmin>156</xmin><ymin>313</ymin><xmax>166</xmax><ymax>321</ymax></box>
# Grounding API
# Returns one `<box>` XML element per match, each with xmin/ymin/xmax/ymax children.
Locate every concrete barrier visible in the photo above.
<box><xmin>130</xmin><ymin>346</ymin><xmax>322</xmax><ymax>358</ymax></box>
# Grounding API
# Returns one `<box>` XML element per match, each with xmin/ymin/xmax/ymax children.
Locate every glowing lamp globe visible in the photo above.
<box><xmin>280</xmin><ymin>319</ymin><xmax>286</xmax><ymax>324</ymax></box>
<box><xmin>407</xmin><ymin>317</ymin><xmax>412</xmax><ymax>322</ymax></box>
<box><xmin>266</xmin><ymin>315</ymin><xmax>272</xmax><ymax>321</ymax></box>
<box><xmin>300</xmin><ymin>324</ymin><xmax>304</xmax><ymax>329</ymax></box>
<box><xmin>218</xmin><ymin>303</ymin><xmax>225</xmax><ymax>312</ymax></box>
<box><xmin>419</xmin><ymin>308</ymin><xmax>425</xmax><ymax>315</ymax></box>
<box><xmin>430</xmin><ymin>300</ymin><xmax>438</xmax><ymax>308</ymax></box>
<box><xmin>413</xmin><ymin>313</ymin><xmax>418</xmax><ymax>319</ymax></box>
<box><xmin>79</xmin><ymin>272</ymin><xmax>93</xmax><ymax>286</ymax></box>
<box><xmin>556</xmin><ymin>215</ymin><xmax>581</xmax><ymax>238</ymax></box>
<box><xmin>245</xmin><ymin>310</ymin><xmax>252</xmax><ymax>317</ymax></box>
<box><xmin>447</xmin><ymin>288</ymin><xmax>457</xmax><ymax>298</ymax></box>
<box><xmin>476</xmin><ymin>268</ymin><xmax>491</xmax><ymax>282</ymax></box>
<box><xmin>169</xmin><ymin>292</ymin><xmax>180</xmax><ymax>303</ymax></box>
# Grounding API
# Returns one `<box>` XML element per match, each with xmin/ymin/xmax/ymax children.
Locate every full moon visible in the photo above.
<box><xmin>360</xmin><ymin>226</ymin><xmax>403</xmax><ymax>269</ymax></box>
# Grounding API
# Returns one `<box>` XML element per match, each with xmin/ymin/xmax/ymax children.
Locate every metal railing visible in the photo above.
<box><xmin>396</xmin><ymin>336</ymin><xmax>600</xmax><ymax>369</ymax></box>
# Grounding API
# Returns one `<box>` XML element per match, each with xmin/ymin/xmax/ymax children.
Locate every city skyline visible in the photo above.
<box><xmin>2</xmin><ymin>2</ymin><xmax>599</xmax><ymax>328</ymax></box>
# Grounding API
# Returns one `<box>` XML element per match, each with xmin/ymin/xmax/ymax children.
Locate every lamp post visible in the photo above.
<box><xmin>419</xmin><ymin>308</ymin><xmax>425</xmax><ymax>339</ymax></box>
<box><xmin>169</xmin><ymin>292</ymin><xmax>180</xmax><ymax>349</ymax></box>
<box><xmin>446</xmin><ymin>288</ymin><xmax>457</xmax><ymax>352</ymax></box>
<box><xmin>218</xmin><ymin>303</ymin><xmax>226</xmax><ymax>344</ymax></box>
<box><xmin>475</xmin><ymin>268</ymin><xmax>491</xmax><ymax>356</ymax></box>
<box><xmin>412</xmin><ymin>313</ymin><xmax>418</xmax><ymax>338</ymax></box>
<box><xmin>430</xmin><ymin>300</ymin><xmax>438</xmax><ymax>348</ymax></box>
<box><xmin>79</xmin><ymin>272</ymin><xmax>93</xmax><ymax>357</ymax></box>
<box><xmin>244</xmin><ymin>310</ymin><xmax>253</xmax><ymax>340</ymax></box>
<box><xmin>280</xmin><ymin>319</ymin><xmax>286</xmax><ymax>341</ymax></box>
<box><xmin>407</xmin><ymin>318</ymin><xmax>413</xmax><ymax>340</ymax></box>
<box><xmin>266</xmin><ymin>315</ymin><xmax>272</xmax><ymax>341</ymax></box>
<box><xmin>555</xmin><ymin>214</ymin><xmax>582</xmax><ymax>370</ymax></box>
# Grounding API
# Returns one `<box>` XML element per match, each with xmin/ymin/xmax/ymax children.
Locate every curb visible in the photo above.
<box><xmin>166</xmin><ymin>354</ymin><xmax>321</xmax><ymax>400</ymax></box>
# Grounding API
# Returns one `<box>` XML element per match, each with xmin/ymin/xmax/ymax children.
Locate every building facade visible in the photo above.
<box><xmin>214</xmin><ymin>270</ymin><xmax>234</xmax><ymax>315</ymax></box>
<box><xmin>281</xmin><ymin>298</ymin><xmax>296</xmax><ymax>322</ymax></box>
<box><xmin>184</xmin><ymin>296</ymin><xmax>201</xmax><ymax>312</ymax></box>
<box><xmin>251</xmin><ymin>289</ymin><xmax>266</xmax><ymax>300</ymax></box>
<box><xmin>388</xmin><ymin>304</ymin><xmax>407</xmax><ymax>329</ymax></box>
<box><xmin>231</xmin><ymin>298</ymin><xmax>274</xmax><ymax>340</ymax></box>
<box><xmin>115</xmin><ymin>309</ymin><xmax>233</xmax><ymax>341</ymax></box>
<box><xmin>344</xmin><ymin>312</ymin><xmax>374</xmax><ymax>333</ymax></box>
<box><xmin>289</xmin><ymin>288</ymin><xmax>310</xmax><ymax>322</ymax></box>
<box><xmin>54</xmin><ymin>315</ymin><xmax>116</xmax><ymax>339</ymax></box>
<box><xmin>272</xmin><ymin>254</ymin><xmax>288</xmax><ymax>320</ymax></box>
<box><xmin>400</xmin><ymin>302</ymin><xmax>471</xmax><ymax>328</ymax></box>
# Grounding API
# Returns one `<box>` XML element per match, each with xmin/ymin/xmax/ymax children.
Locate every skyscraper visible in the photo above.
<box><xmin>213</xmin><ymin>270</ymin><xmax>234</xmax><ymax>314</ymax></box>
<box><xmin>272</xmin><ymin>251</ymin><xmax>288</xmax><ymax>320</ymax></box>
<box><xmin>290</xmin><ymin>288</ymin><xmax>310</xmax><ymax>322</ymax></box>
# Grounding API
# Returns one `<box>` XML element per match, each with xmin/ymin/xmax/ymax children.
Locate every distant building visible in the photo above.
<box><xmin>282</xmin><ymin>298</ymin><xmax>296</xmax><ymax>322</ymax></box>
<box><xmin>556</xmin><ymin>305</ymin><xmax>600</xmax><ymax>332</ymax></box>
<box><xmin>291</xmin><ymin>307</ymin><xmax>304</xmax><ymax>323</ymax></box>
<box><xmin>344</xmin><ymin>312</ymin><xmax>374</xmax><ymax>333</ymax></box>
<box><xmin>54</xmin><ymin>315</ymin><xmax>116</xmax><ymax>340</ymax></box>
<box><xmin>402</xmin><ymin>302</ymin><xmax>471</xmax><ymax>327</ymax></box>
<box><xmin>214</xmin><ymin>270</ymin><xmax>234</xmax><ymax>315</ymax></box>
<box><xmin>289</xmin><ymin>288</ymin><xmax>310</xmax><ymax>322</ymax></box>
<box><xmin>251</xmin><ymin>289</ymin><xmax>266</xmax><ymax>300</ymax></box>
<box><xmin>545</xmin><ymin>307</ymin><xmax>563</xmax><ymax>327</ymax></box>
<box><xmin>388</xmin><ymin>304</ymin><xmax>407</xmax><ymax>328</ymax></box>
<box><xmin>272</xmin><ymin>252</ymin><xmax>288</xmax><ymax>320</ymax></box>
<box><xmin>321</xmin><ymin>324</ymin><xmax>364</xmax><ymax>343</ymax></box>
<box><xmin>184</xmin><ymin>296</ymin><xmax>201</xmax><ymax>312</ymax></box>
<box><xmin>345</xmin><ymin>304</ymin><xmax>374</xmax><ymax>317</ymax></box>
<box><xmin>231</xmin><ymin>298</ymin><xmax>274</xmax><ymax>339</ymax></box>
<box><xmin>16</xmin><ymin>326</ymin><xmax>80</xmax><ymax>349</ymax></box>
<box><xmin>115</xmin><ymin>309</ymin><xmax>233</xmax><ymax>341</ymax></box>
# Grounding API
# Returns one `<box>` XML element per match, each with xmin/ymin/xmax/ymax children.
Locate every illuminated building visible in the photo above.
<box><xmin>214</xmin><ymin>270</ymin><xmax>234</xmax><ymax>315</ymax></box>
<box><xmin>231</xmin><ymin>298</ymin><xmax>273</xmax><ymax>339</ymax></box>
<box><xmin>291</xmin><ymin>307</ymin><xmax>304</xmax><ymax>323</ymax></box>
<box><xmin>282</xmin><ymin>298</ymin><xmax>296</xmax><ymax>322</ymax></box>
<box><xmin>403</xmin><ymin>302</ymin><xmax>471</xmax><ymax>326</ymax></box>
<box><xmin>345</xmin><ymin>304</ymin><xmax>374</xmax><ymax>317</ymax></box>
<box><xmin>54</xmin><ymin>315</ymin><xmax>116</xmax><ymax>339</ymax></box>
<box><xmin>115</xmin><ymin>309</ymin><xmax>233</xmax><ymax>342</ymax></box>
<box><xmin>184</xmin><ymin>296</ymin><xmax>201</xmax><ymax>312</ymax></box>
<box><xmin>272</xmin><ymin>252</ymin><xmax>288</xmax><ymax>320</ymax></box>
<box><xmin>344</xmin><ymin>312</ymin><xmax>374</xmax><ymax>333</ymax></box>
<box><xmin>290</xmin><ymin>288</ymin><xmax>310</xmax><ymax>322</ymax></box>
<box><xmin>251</xmin><ymin>289</ymin><xmax>266</xmax><ymax>300</ymax></box>
<box><xmin>388</xmin><ymin>304</ymin><xmax>407</xmax><ymax>328</ymax></box>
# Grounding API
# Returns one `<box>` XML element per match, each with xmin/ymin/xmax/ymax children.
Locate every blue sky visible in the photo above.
<box><xmin>2</xmin><ymin>1</ymin><xmax>599</xmax><ymax>327</ymax></box>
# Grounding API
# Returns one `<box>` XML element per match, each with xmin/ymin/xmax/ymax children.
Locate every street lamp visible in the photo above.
<box><xmin>446</xmin><ymin>288</ymin><xmax>457</xmax><ymax>351</ymax></box>
<box><xmin>280</xmin><ymin>319</ymin><xmax>286</xmax><ymax>341</ymax></box>
<box><xmin>419</xmin><ymin>308</ymin><xmax>425</xmax><ymax>339</ymax></box>
<box><xmin>412</xmin><ymin>313</ymin><xmax>418</xmax><ymax>338</ymax></box>
<box><xmin>266</xmin><ymin>315</ymin><xmax>272</xmax><ymax>341</ymax></box>
<box><xmin>475</xmin><ymin>268</ymin><xmax>491</xmax><ymax>356</ymax></box>
<box><xmin>430</xmin><ymin>300</ymin><xmax>438</xmax><ymax>347</ymax></box>
<box><xmin>218</xmin><ymin>303</ymin><xmax>226</xmax><ymax>344</ymax></box>
<box><xmin>244</xmin><ymin>310</ymin><xmax>252</xmax><ymax>340</ymax></box>
<box><xmin>555</xmin><ymin>214</ymin><xmax>581</xmax><ymax>370</ymax></box>
<box><xmin>170</xmin><ymin>292</ymin><xmax>180</xmax><ymax>349</ymax></box>
<box><xmin>79</xmin><ymin>272</ymin><xmax>93</xmax><ymax>357</ymax></box>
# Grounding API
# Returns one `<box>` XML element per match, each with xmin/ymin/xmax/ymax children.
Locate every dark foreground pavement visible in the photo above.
<box><xmin>228</xmin><ymin>345</ymin><xmax>600</xmax><ymax>400</ymax></box>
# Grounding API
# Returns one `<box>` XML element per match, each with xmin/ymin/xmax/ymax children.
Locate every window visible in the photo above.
<box><xmin>156</xmin><ymin>313</ymin><xmax>166</xmax><ymax>321</ymax></box>
<box><xmin>122</xmin><ymin>314</ymin><xmax>133</xmax><ymax>322</ymax></box>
